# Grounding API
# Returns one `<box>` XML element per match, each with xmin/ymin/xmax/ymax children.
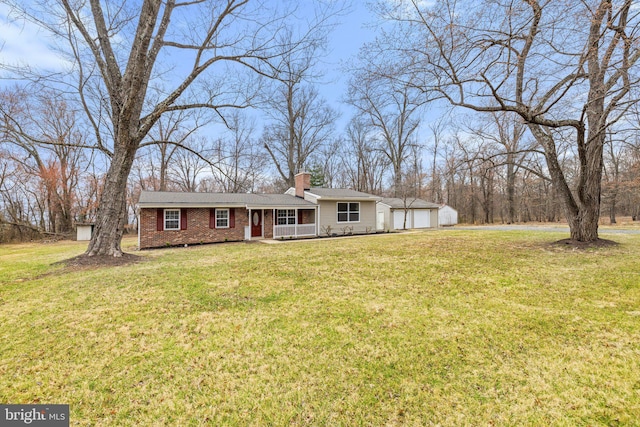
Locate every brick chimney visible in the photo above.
<box><xmin>295</xmin><ymin>172</ymin><xmax>311</xmax><ymax>198</ymax></box>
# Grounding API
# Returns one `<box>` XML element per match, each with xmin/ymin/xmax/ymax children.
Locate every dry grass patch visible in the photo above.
<box><xmin>1</xmin><ymin>231</ymin><xmax>639</xmax><ymax>425</ymax></box>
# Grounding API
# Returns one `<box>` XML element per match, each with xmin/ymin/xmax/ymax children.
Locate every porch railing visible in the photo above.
<box><xmin>273</xmin><ymin>223</ymin><xmax>316</xmax><ymax>238</ymax></box>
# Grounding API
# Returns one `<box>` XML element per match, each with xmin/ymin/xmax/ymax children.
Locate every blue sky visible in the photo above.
<box><xmin>0</xmin><ymin>3</ymin><xmax>65</xmax><ymax>71</ymax></box>
<box><xmin>0</xmin><ymin>1</ymin><xmax>385</xmax><ymax>131</ymax></box>
<box><xmin>322</xmin><ymin>2</ymin><xmax>378</xmax><ymax>125</ymax></box>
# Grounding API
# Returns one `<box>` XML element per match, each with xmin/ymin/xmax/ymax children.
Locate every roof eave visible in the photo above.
<box><xmin>138</xmin><ymin>202</ymin><xmax>247</xmax><ymax>209</ymax></box>
<box><xmin>306</xmin><ymin>192</ymin><xmax>381</xmax><ymax>202</ymax></box>
<box><xmin>245</xmin><ymin>204</ymin><xmax>316</xmax><ymax>209</ymax></box>
<box><xmin>315</xmin><ymin>197</ymin><xmax>382</xmax><ymax>202</ymax></box>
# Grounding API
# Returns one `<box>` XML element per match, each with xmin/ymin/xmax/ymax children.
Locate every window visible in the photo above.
<box><xmin>277</xmin><ymin>209</ymin><xmax>296</xmax><ymax>225</ymax></box>
<box><xmin>164</xmin><ymin>209</ymin><xmax>180</xmax><ymax>230</ymax></box>
<box><xmin>216</xmin><ymin>208</ymin><xmax>229</xmax><ymax>228</ymax></box>
<box><xmin>337</xmin><ymin>202</ymin><xmax>359</xmax><ymax>223</ymax></box>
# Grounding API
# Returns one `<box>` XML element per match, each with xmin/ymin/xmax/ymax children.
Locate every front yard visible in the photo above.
<box><xmin>1</xmin><ymin>230</ymin><xmax>639</xmax><ymax>425</ymax></box>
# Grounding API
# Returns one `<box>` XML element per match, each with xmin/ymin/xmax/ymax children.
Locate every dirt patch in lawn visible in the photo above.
<box><xmin>54</xmin><ymin>252</ymin><xmax>145</xmax><ymax>269</ymax></box>
<box><xmin>551</xmin><ymin>238</ymin><xmax>619</xmax><ymax>249</ymax></box>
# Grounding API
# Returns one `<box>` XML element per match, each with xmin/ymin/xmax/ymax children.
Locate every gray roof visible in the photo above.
<box><xmin>379</xmin><ymin>197</ymin><xmax>440</xmax><ymax>209</ymax></box>
<box><xmin>138</xmin><ymin>191</ymin><xmax>315</xmax><ymax>208</ymax></box>
<box><xmin>305</xmin><ymin>188</ymin><xmax>381</xmax><ymax>201</ymax></box>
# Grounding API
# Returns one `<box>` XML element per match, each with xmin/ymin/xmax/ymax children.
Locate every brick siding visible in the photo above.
<box><xmin>299</xmin><ymin>209</ymin><xmax>314</xmax><ymax>224</ymax></box>
<box><xmin>264</xmin><ymin>210</ymin><xmax>274</xmax><ymax>239</ymax></box>
<box><xmin>139</xmin><ymin>207</ymin><xmax>249</xmax><ymax>249</ymax></box>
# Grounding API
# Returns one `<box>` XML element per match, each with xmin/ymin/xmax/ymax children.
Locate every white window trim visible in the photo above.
<box><xmin>216</xmin><ymin>208</ymin><xmax>230</xmax><ymax>229</ymax></box>
<box><xmin>337</xmin><ymin>202</ymin><xmax>360</xmax><ymax>223</ymax></box>
<box><xmin>164</xmin><ymin>209</ymin><xmax>180</xmax><ymax>231</ymax></box>
<box><xmin>277</xmin><ymin>209</ymin><xmax>296</xmax><ymax>225</ymax></box>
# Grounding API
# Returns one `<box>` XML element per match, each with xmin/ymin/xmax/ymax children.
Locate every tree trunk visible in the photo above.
<box><xmin>469</xmin><ymin>175</ymin><xmax>476</xmax><ymax>224</ymax></box>
<box><xmin>609</xmin><ymin>198</ymin><xmax>617</xmax><ymax>224</ymax></box>
<box><xmin>565</xmin><ymin>204</ymin><xmax>600</xmax><ymax>241</ymax></box>
<box><xmin>556</xmin><ymin>164</ymin><xmax>602</xmax><ymax>241</ymax></box>
<box><xmin>505</xmin><ymin>155</ymin><xmax>516</xmax><ymax>224</ymax></box>
<box><xmin>529</xmin><ymin>124</ymin><xmax>604</xmax><ymax>242</ymax></box>
<box><xmin>85</xmin><ymin>142</ymin><xmax>137</xmax><ymax>257</ymax></box>
<box><xmin>393</xmin><ymin>163</ymin><xmax>402</xmax><ymax>198</ymax></box>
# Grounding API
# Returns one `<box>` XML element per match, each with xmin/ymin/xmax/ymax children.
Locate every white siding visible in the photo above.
<box><xmin>439</xmin><ymin>205</ymin><xmax>458</xmax><ymax>226</ymax></box>
<box><xmin>376</xmin><ymin>203</ymin><xmax>391</xmax><ymax>231</ymax></box>
<box><xmin>76</xmin><ymin>225</ymin><xmax>93</xmax><ymax>241</ymax></box>
<box><xmin>431</xmin><ymin>209</ymin><xmax>439</xmax><ymax>227</ymax></box>
<box><xmin>376</xmin><ymin>212</ymin><xmax>385</xmax><ymax>230</ymax></box>
<box><xmin>318</xmin><ymin>200</ymin><xmax>377</xmax><ymax>235</ymax></box>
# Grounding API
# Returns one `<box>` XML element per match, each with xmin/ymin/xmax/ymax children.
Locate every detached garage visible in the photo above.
<box><xmin>377</xmin><ymin>198</ymin><xmax>440</xmax><ymax>231</ymax></box>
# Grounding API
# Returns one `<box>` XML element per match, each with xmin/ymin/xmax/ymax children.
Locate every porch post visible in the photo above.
<box><xmin>136</xmin><ymin>212</ymin><xmax>140</xmax><ymax>249</ymax></box>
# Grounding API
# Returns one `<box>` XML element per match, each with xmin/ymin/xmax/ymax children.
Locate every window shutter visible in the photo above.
<box><xmin>229</xmin><ymin>209</ymin><xmax>235</xmax><ymax>228</ymax></box>
<box><xmin>157</xmin><ymin>209</ymin><xmax>163</xmax><ymax>231</ymax></box>
<box><xmin>297</xmin><ymin>210</ymin><xmax>303</xmax><ymax>225</ymax></box>
<box><xmin>180</xmin><ymin>209</ymin><xmax>187</xmax><ymax>230</ymax></box>
<box><xmin>209</xmin><ymin>209</ymin><xmax>216</xmax><ymax>229</ymax></box>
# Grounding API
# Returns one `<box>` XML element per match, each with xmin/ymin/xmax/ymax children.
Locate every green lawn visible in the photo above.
<box><xmin>1</xmin><ymin>230</ymin><xmax>639</xmax><ymax>426</ymax></box>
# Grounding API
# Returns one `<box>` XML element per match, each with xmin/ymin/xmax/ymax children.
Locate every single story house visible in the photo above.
<box><xmin>137</xmin><ymin>192</ymin><xmax>317</xmax><ymax>249</ymax></box>
<box><xmin>137</xmin><ymin>172</ymin><xmax>381</xmax><ymax>249</ymax></box>
<box><xmin>376</xmin><ymin>197</ymin><xmax>440</xmax><ymax>231</ymax></box>
<box><xmin>286</xmin><ymin>173</ymin><xmax>382</xmax><ymax>236</ymax></box>
<box><xmin>438</xmin><ymin>204</ymin><xmax>458</xmax><ymax>226</ymax></box>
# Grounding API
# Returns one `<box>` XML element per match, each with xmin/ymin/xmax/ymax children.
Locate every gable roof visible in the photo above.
<box><xmin>438</xmin><ymin>204</ymin><xmax>458</xmax><ymax>212</ymax></box>
<box><xmin>304</xmin><ymin>188</ymin><xmax>382</xmax><ymax>201</ymax></box>
<box><xmin>379</xmin><ymin>197</ymin><xmax>440</xmax><ymax>209</ymax></box>
<box><xmin>138</xmin><ymin>191</ymin><xmax>315</xmax><ymax>209</ymax></box>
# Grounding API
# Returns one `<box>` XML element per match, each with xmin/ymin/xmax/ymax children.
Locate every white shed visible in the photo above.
<box><xmin>76</xmin><ymin>223</ymin><xmax>94</xmax><ymax>241</ymax></box>
<box><xmin>377</xmin><ymin>198</ymin><xmax>440</xmax><ymax>231</ymax></box>
<box><xmin>438</xmin><ymin>205</ymin><xmax>458</xmax><ymax>226</ymax></box>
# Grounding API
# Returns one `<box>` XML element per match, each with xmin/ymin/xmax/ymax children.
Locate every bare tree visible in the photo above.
<box><xmin>1</xmin><ymin>88</ymin><xmax>90</xmax><ymax>234</ymax></box>
<box><xmin>602</xmin><ymin>132</ymin><xmax>623</xmax><ymax>224</ymax></box>
<box><xmin>262</xmin><ymin>83</ymin><xmax>338</xmax><ymax>188</ymax></box>
<box><xmin>379</xmin><ymin>0</ymin><xmax>640</xmax><ymax>242</ymax></box>
<box><xmin>145</xmin><ymin>109</ymin><xmax>204</xmax><ymax>191</ymax></box>
<box><xmin>343</xmin><ymin>117</ymin><xmax>388</xmax><ymax>194</ymax></box>
<box><xmin>209</xmin><ymin>112</ymin><xmax>268</xmax><ymax>193</ymax></box>
<box><xmin>3</xmin><ymin>0</ymin><xmax>337</xmax><ymax>256</ymax></box>
<box><xmin>260</xmin><ymin>32</ymin><xmax>339</xmax><ymax>190</ymax></box>
<box><xmin>464</xmin><ymin>112</ymin><xmax>533</xmax><ymax>223</ymax></box>
<box><xmin>427</xmin><ymin>117</ymin><xmax>448</xmax><ymax>203</ymax></box>
<box><xmin>313</xmin><ymin>138</ymin><xmax>344</xmax><ymax>189</ymax></box>
<box><xmin>347</xmin><ymin>69</ymin><xmax>423</xmax><ymax>196</ymax></box>
<box><xmin>169</xmin><ymin>137</ymin><xmax>209</xmax><ymax>192</ymax></box>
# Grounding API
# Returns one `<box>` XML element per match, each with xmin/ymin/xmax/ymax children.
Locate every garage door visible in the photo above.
<box><xmin>393</xmin><ymin>210</ymin><xmax>411</xmax><ymax>229</ymax></box>
<box><xmin>413</xmin><ymin>210</ymin><xmax>431</xmax><ymax>228</ymax></box>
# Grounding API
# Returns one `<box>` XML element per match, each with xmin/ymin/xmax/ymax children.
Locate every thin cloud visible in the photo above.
<box><xmin>0</xmin><ymin>4</ymin><xmax>67</xmax><ymax>71</ymax></box>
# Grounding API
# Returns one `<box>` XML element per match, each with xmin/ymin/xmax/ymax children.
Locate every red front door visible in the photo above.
<box><xmin>251</xmin><ymin>210</ymin><xmax>262</xmax><ymax>237</ymax></box>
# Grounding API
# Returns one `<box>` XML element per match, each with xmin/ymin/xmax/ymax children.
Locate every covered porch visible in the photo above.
<box><xmin>273</xmin><ymin>208</ymin><xmax>317</xmax><ymax>238</ymax></box>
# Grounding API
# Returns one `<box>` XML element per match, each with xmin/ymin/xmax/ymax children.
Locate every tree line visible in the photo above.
<box><xmin>1</xmin><ymin>0</ymin><xmax>639</xmax><ymax>252</ymax></box>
